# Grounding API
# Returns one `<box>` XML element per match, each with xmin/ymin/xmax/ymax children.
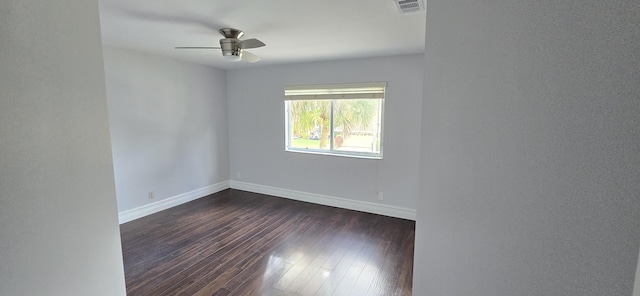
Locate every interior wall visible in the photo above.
<box><xmin>227</xmin><ymin>54</ymin><xmax>423</xmax><ymax>210</ymax></box>
<box><xmin>0</xmin><ymin>1</ymin><xmax>126</xmax><ymax>295</ymax></box>
<box><xmin>635</xmin><ymin>248</ymin><xmax>640</xmax><ymax>296</ymax></box>
<box><xmin>103</xmin><ymin>46</ymin><xmax>230</xmax><ymax>212</ymax></box>
<box><xmin>415</xmin><ymin>0</ymin><xmax>640</xmax><ymax>295</ymax></box>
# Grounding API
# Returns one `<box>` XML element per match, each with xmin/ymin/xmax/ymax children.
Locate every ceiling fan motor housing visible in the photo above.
<box><xmin>219</xmin><ymin>38</ymin><xmax>242</xmax><ymax>58</ymax></box>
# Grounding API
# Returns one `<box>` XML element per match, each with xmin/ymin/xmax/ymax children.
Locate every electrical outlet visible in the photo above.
<box><xmin>237</xmin><ymin>172</ymin><xmax>242</xmax><ymax>179</ymax></box>
<box><xmin>148</xmin><ymin>191</ymin><xmax>154</xmax><ymax>200</ymax></box>
<box><xmin>377</xmin><ymin>191</ymin><xmax>384</xmax><ymax>201</ymax></box>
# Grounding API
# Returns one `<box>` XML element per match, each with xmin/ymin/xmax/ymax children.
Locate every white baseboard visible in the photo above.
<box><xmin>118</xmin><ymin>180</ymin><xmax>230</xmax><ymax>224</ymax></box>
<box><xmin>230</xmin><ymin>180</ymin><xmax>416</xmax><ymax>220</ymax></box>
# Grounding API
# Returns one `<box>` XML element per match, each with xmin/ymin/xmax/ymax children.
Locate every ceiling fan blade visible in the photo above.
<box><xmin>175</xmin><ymin>46</ymin><xmax>221</xmax><ymax>49</ymax></box>
<box><xmin>236</xmin><ymin>38</ymin><xmax>265</xmax><ymax>49</ymax></box>
<box><xmin>241</xmin><ymin>51</ymin><xmax>261</xmax><ymax>63</ymax></box>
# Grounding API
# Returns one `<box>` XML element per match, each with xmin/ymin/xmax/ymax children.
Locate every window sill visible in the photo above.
<box><xmin>285</xmin><ymin>148</ymin><xmax>383</xmax><ymax>160</ymax></box>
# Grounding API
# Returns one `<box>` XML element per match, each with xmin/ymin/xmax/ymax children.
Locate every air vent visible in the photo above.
<box><xmin>394</xmin><ymin>0</ymin><xmax>424</xmax><ymax>13</ymax></box>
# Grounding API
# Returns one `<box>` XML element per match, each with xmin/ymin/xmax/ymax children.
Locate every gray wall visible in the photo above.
<box><xmin>636</xmin><ymin>248</ymin><xmax>640</xmax><ymax>296</ymax></box>
<box><xmin>0</xmin><ymin>1</ymin><xmax>126</xmax><ymax>295</ymax></box>
<box><xmin>103</xmin><ymin>47</ymin><xmax>230</xmax><ymax>212</ymax></box>
<box><xmin>227</xmin><ymin>55</ymin><xmax>423</xmax><ymax>210</ymax></box>
<box><xmin>415</xmin><ymin>0</ymin><xmax>640</xmax><ymax>295</ymax></box>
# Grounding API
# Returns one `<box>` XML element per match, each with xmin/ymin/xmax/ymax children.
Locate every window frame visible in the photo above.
<box><xmin>284</xmin><ymin>82</ymin><xmax>386</xmax><ymax>159</ymax></box>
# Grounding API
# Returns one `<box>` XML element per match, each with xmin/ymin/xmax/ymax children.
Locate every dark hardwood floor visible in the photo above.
<box><xmin>120</xmin><ymin>189</ymin><xmax>415</xmax><ymax>295</ymax></box>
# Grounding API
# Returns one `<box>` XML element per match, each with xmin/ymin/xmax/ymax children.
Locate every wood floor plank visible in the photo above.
<box><xmin>120</xmin><ymin>189</ymin><xmax>415</xmax><ymax>295</ymax></box>
<box><xmin>150</xmin><ymin>211</ymin><xmax>291</xmax><ymax>295</ymax></box>
<box><xmin>231</xmin><ymin>221</ymin><xmax>331</xmax><ymax>295</ymax></box>
<box><xmin>185</xmin><ymin>211</ymin><xmax>308</xmax><ymax>295</ymax></box>
<box><xmin>129</xmin><ymin>206</ymin><xmax>285</xmax><ymax>293</ymax></box>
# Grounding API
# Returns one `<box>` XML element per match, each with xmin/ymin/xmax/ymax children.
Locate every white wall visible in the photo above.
<box><xmin>0</xmin><ymin>1</ymin><xmax>126</xmax><ymax>295</ymax></box>
<box><xmin>227</xmin><ymin>55</ymin><xmax>423</xmax><ymax>211</ymax></box>
<box><xmin>635</xmin><ymin>248</ymin><xmax>640</xmax><ymax>296</ymax></box>
<box><xmin>103</xmin><ymin>47</ymin><xmax>230</xmax><ymax>212</ymax></box>
<box><xmin>415</xmin><ymin>0</ymin><xmax>640</xmax><ymax>295</ymax></box>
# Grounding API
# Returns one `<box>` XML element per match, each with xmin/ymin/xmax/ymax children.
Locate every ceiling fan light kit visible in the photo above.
<box><xmin>175</xmin><ymin>28</ymin><xmax>265</xmax><ymax>63</ymax></box>
<box><xmin>223</xmin><ymin>52</ymin><xmax>243</xmax><ymax>62</ymax></box>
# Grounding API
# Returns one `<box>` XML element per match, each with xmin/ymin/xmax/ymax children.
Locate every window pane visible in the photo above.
<box><xmin>288</xmin><ymin>100</ymin><xmax>331</xmax><ymax>151</ymax></box>
<box><xmin>332</xmin><ymin>99</ymin><xmax>383</xmax><ymax>154</ymax></box>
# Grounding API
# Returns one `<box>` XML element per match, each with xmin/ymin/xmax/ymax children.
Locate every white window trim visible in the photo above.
<box><xmin>284</xmin><ymin>82</ymin><xmax>386</xmax><ymax>159</ymax></box>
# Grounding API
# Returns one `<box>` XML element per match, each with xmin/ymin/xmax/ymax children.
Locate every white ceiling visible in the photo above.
<box><xmin>98</xmin><ymin>0</ymin><xmax>426</xmax><ymax>69</ymax></box>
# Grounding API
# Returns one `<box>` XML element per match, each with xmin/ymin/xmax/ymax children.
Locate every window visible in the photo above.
<box><xmin>284</xmin><ymin>82</ymin><xmax>385</xmax><ymax>158</ymax></box>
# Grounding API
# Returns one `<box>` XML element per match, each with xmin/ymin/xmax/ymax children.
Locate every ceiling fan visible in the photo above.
<box><xmin>175</xmin><ymin>28</ymin><xmax>266</xmax><ymax>63</ymax></box>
